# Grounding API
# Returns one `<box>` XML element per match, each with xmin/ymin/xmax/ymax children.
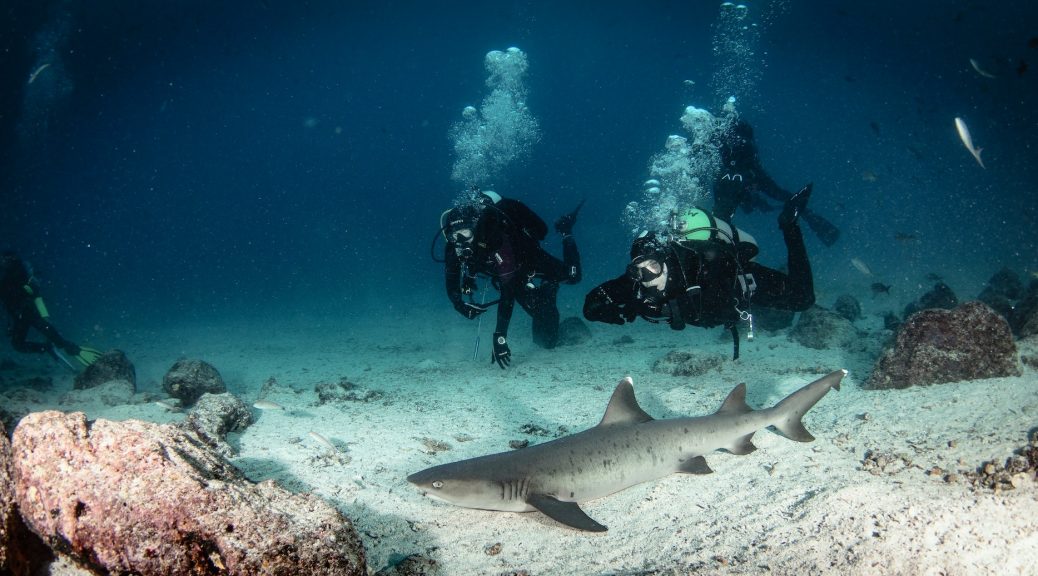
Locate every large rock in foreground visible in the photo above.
<box><xmin>865</xmin><ymin>301</ymin><xmax>1021</xmax><ymax>390</ymax></box>
<box><xmin>1</xmin><ymin>421</ymin><xmax>52</xmax><ymax>575</ymax></box>
<box><xmin>11</xmin><ymin>411</ymin><xmax>365</xmax><ymax>575</ymax></box>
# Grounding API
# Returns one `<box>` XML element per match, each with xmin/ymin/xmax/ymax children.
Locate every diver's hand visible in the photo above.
<box><xmin>491</xmin><ymin>332</ymin><xmax>511</xmax><ymax>369</ymax></box>
<box><xmin>454</xmin><ymin>301</ymin><xmax>488</xmax><ymax>320</ymax></box>
<box><xmin>583</xmin><ymin>286</ymin><xmax>628</xmax><ymax>325</ymax></box>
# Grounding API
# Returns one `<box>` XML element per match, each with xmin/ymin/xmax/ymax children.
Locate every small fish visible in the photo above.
<box><xmin>252</xmin><ymin>400</ymin><xmax>285</xmax><ymax>411</ymax></box>
<box><xmin>969</xmin><ymin>58</ymin><xmax>997</xmax><ymax>79</ymax></box>
<box><xmin>850</xmin><ymin>257</ymin><xmax>873</xmax><ymax>277</ymax></box>
<box><xmin>871</xmin><ymin>282</ymin><xmax>892</xmax><ymax>296</ymax></box>
<box><xmin>308</xmin><ymin>431</ymin><xmax>338</xmax><ymax>453</ymax></box>
<box><xmin>954</xmin><ymin>117</ymin><xmax>985</xmax><ymax>169</ymax></box>
<box><xmin>27</xmin><ymin>62</ymin><xmax>51</xmax><ymax>84</ymax></box>
<box><xmin>154</xmin><ymin>400</ymin><xmax>181</xmax><ymax>413</ymax></box>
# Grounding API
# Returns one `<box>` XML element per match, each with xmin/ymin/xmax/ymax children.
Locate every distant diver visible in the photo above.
<box><xmin>436</xmin><ymin>190</ymin><xmax>582</xmax><ymax>368</ymax></box>
<box><xmin>584</xmin><ymin>184</ymin><xmax>817</xmax><ymax>360</ymax></box>
<box><xmin>1</xmin><ymin>251</ymin><xmax>102</xmax><ymax>368</ymax></box>
<box><xmin>713</xmin><ymin>119</ymin><xmax>841</xmax><ymax>246</ymax></box>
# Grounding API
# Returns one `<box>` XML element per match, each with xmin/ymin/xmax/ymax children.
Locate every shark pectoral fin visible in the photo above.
<box><xmin>677</xmin><ymin>455</ymin><xmax>713</xmax><ymax>475</ymax></box>
<box><xmin>527</xmin><ymin>493</ymin><xmax>607</xmax><ymax>532</ymax></box>
<box><xmin>773</xmin><ymin>419</ymin><xmax>815</xmax><ymax>442</ymax></box>
<box><xmin>726</xmin><ymin>433</ymin><xmax>757</xmax><ymax>455</ymax></box>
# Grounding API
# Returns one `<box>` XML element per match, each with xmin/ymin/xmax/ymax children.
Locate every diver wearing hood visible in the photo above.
<box><xmin>714</xmin><ymin>120</ymin><xmax>840</xmax><ymax>247</ymax></box>
<box><xmin>583</xmin><ymin>185</ymin><xmax>815</xmax><ymax>359</ymax></box>
<box><xmin>440</xmin><ymin>191</ymin><xmax>582</xmax><ymax>368</ymax></box>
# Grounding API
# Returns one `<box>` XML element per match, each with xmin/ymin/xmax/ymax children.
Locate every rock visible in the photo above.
<box><xmin>977</xmin><ymin>268</ymin><xmax>1023</xmax><ymax>320</ymax></box>
<box><xmin>1</xmin><ymin>420</ymin><xmax>53</xmax><ymax>575</ymax></box>
<box><xmin>163</xmin><ymin>359</ymin><xmax>226</xmax><ymax>406</ymax></box>
<box><xmin>11</xmin><ymin>411</ymin><xmax>366</xmax><ymax>575</ymax></box>
<box><xmin>73</xmin><ymin>349</ymin><xmax>136</xmax><ymax>391</ymax></box>
<box><xmin>903</xmin><ymin>281</ymin><xmax>958</xmax><ymax>318</ymax></box>
<box><xmin>180</xmin><ymin>393</ymin><xmax>254</xmax><ymax>457</ymax></box>
<box><xmin>865</xmin><ymin>301</ymin><xmax>1021</xmax><ymax>390</ymax></box>
<box><xmin>557</xmin><ymin>316</ymin><xmax>592</xmax><ymax>346</ymax></box>
<box><xmin>61</xmin><ymin>379</ymin><xmax>136</xmax><ymax>407</ymax></box>
<box><xmin>882</xmin><ymin>312</ymin><xmax>901</xmax><ymax>331</ymax></box>
<box><xmin>833</xmin><ymin>295</ymin><xmax>862</xmax><ymax>322</ymax></box>
<box><xmin>752</xmin><ymin>306</ymin><xmax>795</xmax><ymax>332</ymax></box>
<box><xmin>315</xmin><ymin>378</ymin><xmax>383</xmax><ymax>405</ymax></box>
<box><xmin>652</xmin><ymin>350</ymin><xmax>725</xmax><ymax>377</ymax></box>
<box><xmin>374</xmin><ymin>553</ymin><xmax>440</xmax><ymax>576</ymax></box>
<box><xmin>1011</xmin><ymin>280</ymin><xmax>1038</xmax><ymax>338</ymax></box>
<box><xmin>788</xmin><ymin>306</ymin><xmax>862</xmax><ymax>350</ymax></box>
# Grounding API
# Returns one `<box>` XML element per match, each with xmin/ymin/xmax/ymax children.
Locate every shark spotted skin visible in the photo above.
<box><xmin>408</xmin><ymin>370</ymin><xmax>845</xmax><ymax>532</ymax></box>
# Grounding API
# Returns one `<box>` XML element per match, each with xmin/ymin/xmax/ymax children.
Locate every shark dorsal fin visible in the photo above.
<box><xmin>598</xmin><ymin>377</ymin><xmax>654</xmax><ymax>426</ymax></box>
<box><xmin>716</xmin><ymin>383</ymin><xmax>753</xmax><ymax>415</ymax></box>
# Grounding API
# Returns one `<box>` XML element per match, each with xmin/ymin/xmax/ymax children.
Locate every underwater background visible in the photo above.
<box><xmin>1</xmin><ymin>0</ymin><xmax>1037</xmax><ymax>344</ymax></box>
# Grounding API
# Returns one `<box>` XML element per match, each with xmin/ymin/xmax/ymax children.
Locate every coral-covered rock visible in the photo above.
<box><xmin>73</xmin><ymin>349</ymin><xmax>136</xmax><ymax>391</ymax></box>
<box><xmin>865</xmin><ymin>301</ymin><xmax>1021</xmax><ymax>390</ymax></box>
<box><xmin>752</xmin><ymin>306</ymin><xmax>795</xmax><ymax>332</ymax></box>
<box><xmin>1</xmin><ymin>421</ymin><xmax>53</xmax><ymax>576</ymax></box>
<box><xmin>557</xmin><ymin>316</ymin><xmax>592</xmax><ymax>346</ymax></box>
<box><xmin>977</xmin><ymin>267</ymin><xmax>1024</xmax><ymax>320</ymax></box>
<box><xmin>180</xmin><ymin>393</ymin><xmax>254</xmax><ymax>457</ymax></box>
<box><xmin>788</xmin><ymin>306</ymin><xmax>862</xmax><ymax>350</ymax></box>
<box><xmin>163</xmin><ymin>359</ymin><xmax>226</xmax><ymax>406</ymax></box>
<box><xmin>11</xmin><ymin>411</ymin><xmax>366</xmax><ymax>575</ymax></box>
<box><xmin>833</xmin><ymin>295</ymin><xmax>862</xmax><ymax>322</ymax></box>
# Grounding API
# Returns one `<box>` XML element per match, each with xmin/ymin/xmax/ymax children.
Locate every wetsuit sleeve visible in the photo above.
<box><xmin>583</xmin><ymin>275</ymin><xmax>638</xmax><ymax>325</ymax></box>
<box><xmin>495</xmin><ymin>280</ymin><xmax>517</xmax><ymax>335</ymax></box>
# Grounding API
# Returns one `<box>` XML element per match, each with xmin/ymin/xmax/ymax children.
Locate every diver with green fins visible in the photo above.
<box><xmin>434</xmin><ymin>189</ymin><xmax>583</xmax><ymax>368</ymax></box>
<box><xmin>1</xmin><ymin>250</ymin><xmax>103</xmax><ymax>369</ymax></box>
<box><xmin>583</xmin><ymin>185</ymin><xmax>815</xmax><ymax>360</ymax></box>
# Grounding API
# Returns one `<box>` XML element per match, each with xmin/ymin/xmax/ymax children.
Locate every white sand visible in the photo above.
<box><xmin>4</xmin><ymin>309</ymin><xmax>1037</xmax><ymax>576</ymax></box>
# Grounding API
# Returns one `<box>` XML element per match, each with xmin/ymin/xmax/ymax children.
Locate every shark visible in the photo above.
<box><xmin>407</xmin><ymin>370</ymin><xmax>845</xmax><ymax>532</ymax></box>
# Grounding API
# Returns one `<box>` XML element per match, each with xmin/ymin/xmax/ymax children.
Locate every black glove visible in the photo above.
<box><xmin>491</xmin><ymin>332</ymin><xmax>511</xmax><ymax>369</ymax></box>
<box><xmin>583</xmin><ymin>286</ymin><xmax>628</xmax><ymax>325</ymax></box>
<box><xmin>454</xmin><ymin>301</ymin><xmax>488</xmax><ymax>320</ymax></box>
<box><xmin>554</xmin><ymin>199</ymin><xmax>585</xmax><ymax>236</ymax></box>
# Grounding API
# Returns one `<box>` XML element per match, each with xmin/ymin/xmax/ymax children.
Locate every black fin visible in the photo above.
<box><xmin>677</xmin><ymin>455</ymin><xmax>713</xmax><ymax>475</ymax></box>
<box><xmin>527</xmin><ymin>493</ymin><xmax>607</xmax><ymax>532</ymax></box>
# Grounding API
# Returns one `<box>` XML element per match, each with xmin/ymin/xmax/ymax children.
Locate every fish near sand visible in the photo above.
<box><xmin>408</xmin><ymin>370</ymin><xmax>846</xmax><ymax>532</ymax></box>
<box><xmin>954</xmin><ymin>117</ymin><xmax>985</xmax><ymax>168</ymax></box>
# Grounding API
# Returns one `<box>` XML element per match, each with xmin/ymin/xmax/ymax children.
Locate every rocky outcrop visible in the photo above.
<box><xmin>0</xmin><ymin>420</ymin><xmax>11</xmax><ymax>573</ymax></box>
<box><xmin>557</xmin><ymin>316</ymin><xmax>592</xmax><ymax>346</ymax></box>
<box><xmin>833</xmin><ymin>295</ymin><xmax>862</xmax><ymax>323</ymax></box>
<box><xmin>180</xmin><ymin>392</ymin><xmax>254</xmax><ymax>457</ymax></box>
<box><xmin>163</xmin><ymin>359</ymin><xmax>226</xmax><ymax>406</ymax></box>
<box><xmin>61</xmin><ymin>379</ymin><xmax>136</xmax><ymax>407</ymax></box>
<box><xmin>788</xmin><ymin>306</ymin><xmax>863</xmax><ymax>350</ymax></box>
<box><xmin>903</xmin><ymin>281</ymin><xmax>958</xmax><ymax>319</ymax></box>
<box><xmin>865</xmin><ymin>301</ymin><xmax>1021</xmax><ymax>390</ymax></box>
<box><xmin>1</xmin><ymin>421</ymin><xmax>52</xmax><ymax>576</ymax></box>
<box><xmin>1012</xmin><ymin>280</ymin><xmax>1038</xmax><ymax>338</ymax></box>
<box><xmin>11</xmin><ymin>411</ymin><xmax>366</xmax><ymax>575</ymax></box>
<box><xmin>73</xmin><ymin>349</ymin><xmax>136</xmax><ymax>391</ymax></box>
<box><xmin>652</xmin><ymin>350</ymin><xmax>725</xmax><ymax>377</ymax></box>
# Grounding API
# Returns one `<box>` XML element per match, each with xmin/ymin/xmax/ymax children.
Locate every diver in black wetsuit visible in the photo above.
<box><xmin>440</xmin><ymin>191</ymin><xmax>582</xmax><ymax>369</ymax></box>
<box><xmin>1</xmin><ymin>251</ymin><xmax>101</xmax><ymax>367</ymax></box>
<box><xmin>713</xmin><ymin>119</ymin><xmax>840</xmax><ymax>246</ymax></box>
<box><xmin>583</xmin><ymin>185</ymin><xmax>816</xmax><ymax>359</ymax></box>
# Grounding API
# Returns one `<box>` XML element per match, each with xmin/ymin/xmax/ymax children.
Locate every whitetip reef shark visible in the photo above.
<box><xmin>408</xmin><ymin>370</ymin><xmax>845</xmax><ymax>532</ymax></box>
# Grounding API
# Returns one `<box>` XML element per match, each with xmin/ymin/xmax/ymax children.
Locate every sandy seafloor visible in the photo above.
<box><xmin>4</xmin><ymin>302</ymin><xmax>1038</xmax><ymax>576</ymax></box>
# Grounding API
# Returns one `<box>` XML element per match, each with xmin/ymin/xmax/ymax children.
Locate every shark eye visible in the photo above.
<box><xmin>432</xmin><ymin>481</ymin><xmax>444</xmax><ymax>489</ymax></box>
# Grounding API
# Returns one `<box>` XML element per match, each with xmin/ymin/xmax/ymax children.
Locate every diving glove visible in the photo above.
<box><xmin>454</xmin><ymin>301</ymin><xmax>489</xmax><ymax>320</ymax></box>
<box><xmin>554</xmin><ymin>199</ymin><xmax>585</xmax><ymax>236</ymax></box>
<box><xmin>491</xmin><ymin>332</ymin><xmax>511</xmax><ymax>369</ymax></box>
<box><xmin>70</xmin><ymin>345</ymin><xmax>103</xmax><ymax>368</ymax></box>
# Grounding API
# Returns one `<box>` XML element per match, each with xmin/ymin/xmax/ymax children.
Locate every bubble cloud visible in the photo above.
<box><xmin>449</xmin><ymin>47</ymin><xmax>540</xmax><ymax>189</ymax></box>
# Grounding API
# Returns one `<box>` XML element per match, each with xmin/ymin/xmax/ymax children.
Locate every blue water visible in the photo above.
<box><xmin>1</xmin><ymin>0</ymin><xmax>1036</xmax><ymax>343</ymax></box>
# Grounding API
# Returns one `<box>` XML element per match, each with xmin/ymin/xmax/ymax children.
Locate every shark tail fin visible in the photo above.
<box><xmin>771</xmin><ymin>370</ymin><xmax>846</xmax><ymax>442</ymax></box>
<box><xmin>716</xmin><ymin>383</ymin><xmax>753</xmax><ymax>416</ymax></box>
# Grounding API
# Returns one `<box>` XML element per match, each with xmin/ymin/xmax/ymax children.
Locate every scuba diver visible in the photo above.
<box><xmin>437</xmin><ymin>190</ymin><xmax>582</xmax><ymax>368</ymax></box>
<box><xmin>1</xmin><ymin>251</ymin><xmax>102</xmax><ymax>368</ymax></box>
<box><xmin>714</xmin><ymin>119</ymin><xmax>840</xmax><ymax>246</ymax></box>
<box><xmin>583</xmin><ymin>185</ymin><xmax>816</xmax><ymax>360</ymax></box>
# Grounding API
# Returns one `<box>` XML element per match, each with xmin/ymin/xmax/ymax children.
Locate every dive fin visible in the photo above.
<box><xmin>677</xmin><ymin>455</ymin><xmax>713</xmax><ymax>475</ymax></box>
<box><xmin>527</xmin><ymin>493</ymin><xmax>607</xmax><ymax>532</ymax></box>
